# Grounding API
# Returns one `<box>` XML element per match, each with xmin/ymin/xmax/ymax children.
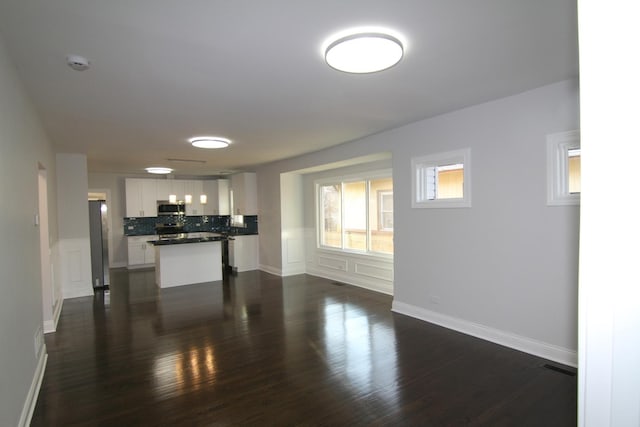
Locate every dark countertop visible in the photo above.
<box><xmin>227</xmin><ymin>231</ymin><xmax>259</xmax><ymax>236</ymax></box>
<box><xmin>126</xmin><ymin>230</ymin><xmax>258</xmax><ymax>237</ymax></box>
<box><xmin>149</xmin><ymin>236</ymin><xmax>226</xmax><ymax>246</ymax></box>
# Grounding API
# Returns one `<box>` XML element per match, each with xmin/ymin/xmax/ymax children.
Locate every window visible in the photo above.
<box><xmin>318</xmin><ymin>172</ymin><xmax>393</xmax><ymax>255</ymax></box>
<box><xmin>547</xmin><ymin>130</ymin><xmax>580</xmax><ymax>205</ymax></box>
<box><xmin>411</xmin><ymin>148</ymin><xmax>471</xmax><ymax>208</ymax></box>
<box><xmin>378</xmin><ymin>191</ymin><xmax>393</xmax><ymax>230</ymax></box>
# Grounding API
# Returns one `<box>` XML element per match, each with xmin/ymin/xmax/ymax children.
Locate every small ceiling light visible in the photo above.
<box><xmin>145</xmin><ymin>167</ymin><xmax>173</xmax><ymax>174</ymax></box>
<box><xmin>189</xmin><ymin>136</ymin><xmax>231</xmax><ymax>149</ymax></box>
<box><xmin>324</xmin><ymin>30</ymin><xmax>404</xmax><ymax>73</ymax></box>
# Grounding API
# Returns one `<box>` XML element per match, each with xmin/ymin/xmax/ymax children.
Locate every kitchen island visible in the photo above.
<box><xmin>150</xmin><ymin>234</ymin><xmax>225</xmax><ymax>288</ymax></box>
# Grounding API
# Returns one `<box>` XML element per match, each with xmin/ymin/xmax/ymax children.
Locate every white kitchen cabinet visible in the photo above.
<box><xmin>156</xmin><ymin>179</ymin><xmax>171</xmax><ymax>201</ymax></box>
<box><xmin>170</xmin><ymin>180</ymin><xmax>186</xmax><ymax>203</ymax></box>
<box><xmin>230</xmin><ymin>172</ymin><xmax>257</xmax><ymax>215</ymax></box>
<box><xmin>125</xmin><ymin>178</ymin><xmax>157</xmax><ymax>217</ymax></box>
<box><xmin>184</xmin><ymin>180</ymin><xmax>204</xmax><ymax>215</ymax></box>
<box><xmin>202</xmin><ymin>179</ymin><xmax>230</xmax><ymax>215</ymax></box>
<box><xmin>228</xmin><ymin>235</ymin><xmax>258</xmax><ymax>272</ymax></box>
<box><xmin>127</xmin><ymin>236</ymin><xmax>155</xmax><ymax>267</ymax></box>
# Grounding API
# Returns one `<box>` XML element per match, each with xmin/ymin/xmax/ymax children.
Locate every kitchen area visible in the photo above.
<box><xmin>121</xmin><ymin>172</ymin><xmax>259</xmax><ymax>288</ymax></box>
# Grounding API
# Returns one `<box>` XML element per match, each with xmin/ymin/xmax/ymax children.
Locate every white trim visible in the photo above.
<box><xmin>392</xmin><ymin>300</ymin><xmax>577</xmax><ymax>367</ymax></box>
<box><xmin>44</xmin><ymin>297</ymin><xmax>63</xmax><ymax>333</ymax></box>
<box><xmin>547</xmin><ymin>130</ymin><xmax>580</xmax><ymax>206</ymax></box>
<box><xmin>259</xmin><ymin>264</ymin><xmax>284</xmax><ymax>276</ymax></box>
<box><xmin>126</xmin><ymin>263</ymin><xmax>154</xmax><ymax>270</ymax></box>
<box><xmin>411</xmin><ymin>148</ymin><xmax>472</xmax><ymax>208</ymax></box>
<box><xmin>306</xmin><ymin>266</ymin><xmax>393</xmax><ymax>295</ymax></box>
<box><xmin>18</xmin><ymin>348</ymin><xmax>48</xmax><ymax>427</ymax></box>
<box><xmin>63</xmin><ymin>287</ymin><xmax>93</xmax><ymax>299</ymax></box>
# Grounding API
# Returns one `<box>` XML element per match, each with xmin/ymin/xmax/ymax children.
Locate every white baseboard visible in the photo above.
<box><xmin>62</xmin><ymin>286</ymin><xmax>93</xmax><ymax>300</ymax></box>
<box><xmin>392</xmin><ymin>300</ymin><xmax>577</xmax><ymax>367</ymax></box>
<box><xmin>44</xmin><ymin>298</ymin><xmax>63</xmax><ymax>333</ymax></box>
<box><xmin>259</xmin><ymin>264</ymin><xmax>282</xmax><ymax>276</ymax></box>
<box><xmin>18</xmin><ymin>347</ymin><xmax>47</xmax><ymax>427</ymax></box>
<box><xmin>110</xmin><ymin>261</ymin><xmax>127</xmax><ymax>269</ymax></box>
<box><xmin>126</xmin><ymin>263</ymin><xmax>154</xmax><ymax>270</ymax></box>
<box><xmin>306</xmin><ymin>267</ymin><xmax>393</xmax><ymax>295</ymax></box>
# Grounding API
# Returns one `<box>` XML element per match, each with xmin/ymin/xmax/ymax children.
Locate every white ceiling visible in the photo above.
<box><xmin>0</xmin><ymin>0</ymin><xmax>578</xmax><ymax>176</ymax></box>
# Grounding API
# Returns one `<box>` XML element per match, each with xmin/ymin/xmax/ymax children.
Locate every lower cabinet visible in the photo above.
<box><xmin>229</xmin><ymin>235</ymin><xmax>258</xmax><ymax>272</ymax></box>
<box><xmin>127</xmin><ymin>236</ymin><xmax>155</xmax><ymax>268</ymax></box>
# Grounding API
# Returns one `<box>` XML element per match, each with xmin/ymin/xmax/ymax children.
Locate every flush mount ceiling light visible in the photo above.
<box><xmin>324</xmin><ymin>29</ymin><xmax>404</xmax><ymax>73</ymax></box>
<box><xmin>145</xmin><ymin>167</ymin><xmax>173</xmax><ymax>174</ymax></box>
<box><xmin>189</xmin><ymin>136</ymin><xmax>231</xmax><ymax>149</ymax></box>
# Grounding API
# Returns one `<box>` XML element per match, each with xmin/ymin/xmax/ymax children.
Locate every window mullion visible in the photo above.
<box><xmin>366</xmin><ymin>179</ymin><xmax>371</xmax><ymax>253</ymax></box>
<box><xmin>340</xmin><ymin>182</ymin><xmax>345</xmax><ymax>250</ymax></box>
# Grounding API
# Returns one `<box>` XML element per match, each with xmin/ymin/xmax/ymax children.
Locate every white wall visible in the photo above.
<box><xmin>56</xmin><ymin>153</ymin><xmax>93</xmax><ymax>298</ymax></box>
<box><xmin>0</xmin><ymin>36</ymin><xmax>58</xmax><ymax>426</ymax></box>
<box><xmin>273</xmin><ymin>172</ymin><xmax>306</xmax><ymax>276</ymax></box>
<box><xmin>578</xmin><ymin>0</ymin><xmax>640</xmax><ymax>425</ymax></box>
<box><xmin>256</xmin><ymin>80</ymin><xmax>579</xmax><ymax>365</ymax></box>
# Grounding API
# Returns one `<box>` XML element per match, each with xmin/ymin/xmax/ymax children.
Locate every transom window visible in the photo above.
<box><xmin>317</xmin><ymin>171</ymin><xmax>393</xmax><ymax>255</ymax></box>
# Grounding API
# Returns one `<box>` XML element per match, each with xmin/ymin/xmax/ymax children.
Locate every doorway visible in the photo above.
<box><xmin>88</xmin><ymin>192</ymin><xmax>111</xmax><ymax>289</ymax></box>
<box><xmin>38</xmin><ymin>164</ymin><xmax>57</xmax><ymax>333</ymax></box>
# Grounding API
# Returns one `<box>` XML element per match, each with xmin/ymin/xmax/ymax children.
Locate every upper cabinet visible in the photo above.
<box><xmin>230</xmin><ymin>172</ymin><xmax>257</xmax><ymax>215</ymax></box>
<box><xmin>125</xmin><ymin>177</ymin><xmax>234</xmax><ymax>217</ymax></box>
<box><xmin>156</xmin><ymin>180</ymin><xmax>170</xmax><ymax>201</ymax></box>
<box><xmin>125</xmin><ymin>178</ymin><xmax>157</xmax><ymax>217</ymax></box>
<box><xmin>202</xmin><ymin>179</ymin><xmax>230</xmax><ymax>215</ymax></box>
<box><xmin>184</xmin><ymin>180</ymin><xmax>204</xmax><ymax>215</ymax></box>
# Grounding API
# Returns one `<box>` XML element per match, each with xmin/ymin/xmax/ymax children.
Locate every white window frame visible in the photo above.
<box><xmin>315</xmin><ymin>169</ymin><xmax>393</xmax><ymax>257</ymax></box>
<box><xmin>378</xmin><ymin>190</ymin><xmax>393</xmax><ymax>231</ymax></box>
<box><xmin>411</xmin><ymin>148</ymin><xmax>472</xmax><ymax>208</ymax></box>
<box><xmin>547</xmin><ymin>130</ymin><xmax>580</xmax><ymax>206</ymax></box>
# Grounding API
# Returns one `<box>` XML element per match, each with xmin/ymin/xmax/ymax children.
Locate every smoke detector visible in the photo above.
<box><xmin>66</xmin><ymin>55</ymin><xmax>90</xmax><ymax>71</ymax></box>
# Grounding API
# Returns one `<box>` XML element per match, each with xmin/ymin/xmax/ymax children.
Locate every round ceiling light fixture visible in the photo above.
<box><xmin>145</xmin><ymin>167</ymin><xmax>173</xmax><ymax>174</ymax></box>
<box><xmin>189</xmin><ymin>136</ymin><xmax>231</xmax><ymax>149</ymax></box>
<box><xmin>324</xmin><ymin>29</ymin><xmax>404</xmax><ymax>73</ymax></box>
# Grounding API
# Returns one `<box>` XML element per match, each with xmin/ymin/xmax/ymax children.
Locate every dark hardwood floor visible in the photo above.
<box><xmin>32</xmin><ymin>269</ymin><xmax>576</xmax><ymax>426</ymax></box>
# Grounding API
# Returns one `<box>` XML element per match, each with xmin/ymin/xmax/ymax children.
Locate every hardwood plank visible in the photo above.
<box><xmin>31</xmin><ymin>269</ymin><xmax>576</xmax><ymax>426</ymax></box>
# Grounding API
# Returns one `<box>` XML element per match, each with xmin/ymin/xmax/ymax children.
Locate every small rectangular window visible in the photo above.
<box><xmin>567</xmin><ymin>148</ymin><xmax>581</xmax><ymax>194</ymax></box>
<box><xmin>412</xmin><ymin>148</ymin><xmax>471</xmax><ymax>208</ymax></box>
<box><xmin>547</xmin><ymin>130</ymin><xmax>580</xmax><ymax>205</ymax></box>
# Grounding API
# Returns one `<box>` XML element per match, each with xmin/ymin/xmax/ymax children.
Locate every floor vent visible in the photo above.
<box><xmin>331</xmin><ymin>281</ymin><xmax>346</xmax><ymax>286</ymax></box>
<box><xmin>543</xmin><ymin>364</ymin><xmax>576</xmax><ymax>376</ymax></box>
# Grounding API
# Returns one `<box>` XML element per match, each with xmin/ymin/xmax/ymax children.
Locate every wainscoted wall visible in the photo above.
<box><xmin>56</xmin><ymin>154</ymin><xmax>93</xmax><ymax>299</ymax></box>
<box><xmin>306</xmin><ymin>240</ymin><xmax>394</xmax><ymax>295</ymax></box>
<box><xmin>300</xmin><ymin>160</ymin><xmax>395</xmax><ymax>295</ymax></box>
<box><xmin>57</xmin><ymin>238</ymin><xmax>92</xmax><ymax>299</ymax></box>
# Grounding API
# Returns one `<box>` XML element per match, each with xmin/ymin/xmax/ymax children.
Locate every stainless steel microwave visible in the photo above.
<box><xmin>157</xmin><ymin>201</ymin><xmax>185</xmax><ymax>216</ymax></box>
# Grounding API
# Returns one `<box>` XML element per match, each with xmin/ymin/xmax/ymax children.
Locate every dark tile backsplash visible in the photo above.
<box><xmin>124</xmin><ymin>215</ymin><xmax>258</xmax><ymax>236</ymax></box>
